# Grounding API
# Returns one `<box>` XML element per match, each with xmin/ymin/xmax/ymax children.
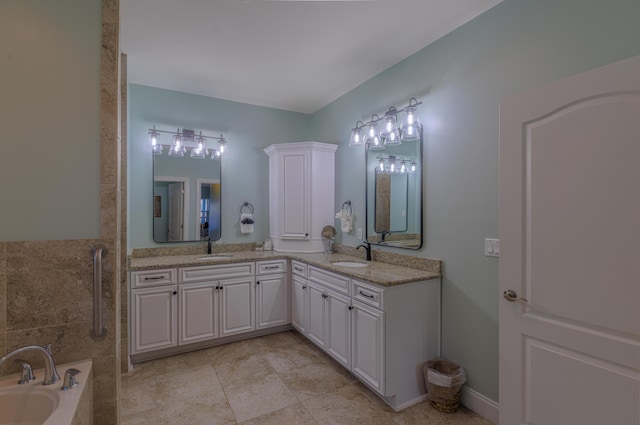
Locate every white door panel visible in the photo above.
<box><xmin>499</xmin><ymin>55</ymin><xmax>640</xmax><ymax>425</ymax></box>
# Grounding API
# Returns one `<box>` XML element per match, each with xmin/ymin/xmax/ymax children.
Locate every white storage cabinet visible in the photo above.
<box><xmin>255</xmin><ymin>260</ymin><xmax>289</xmax><ymax>330</ymax></box>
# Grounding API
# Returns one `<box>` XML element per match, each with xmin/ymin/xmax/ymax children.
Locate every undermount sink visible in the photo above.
<box><xmin>196</xmin><ymin>254</ymin><xmax>232</xmax><ymax>260</ymax></box>
<box><xmin>331</xmin><ymin>261</ymin><xmax>369</xmax><ymax>268</ymax></box>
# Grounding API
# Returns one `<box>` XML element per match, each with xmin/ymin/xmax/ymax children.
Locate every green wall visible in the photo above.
<box><xmin>0</xmin><ymin>0</ymin><xmax>102</xmax><ymax>241</ymax></box>
<box><xmin>311</xmin><ymin>0</ymin><xmax>640</xmax><ymax>401</ymax></box>
<box><xmin>128</xmin><ymin>0</ymin><xmax>640</xmax><ymax>403</ymax></box>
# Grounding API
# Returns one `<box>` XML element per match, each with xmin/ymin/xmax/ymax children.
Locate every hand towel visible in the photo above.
<box><xmin>240</xmin><ymin>213</ymin><xmax>254</xmax><ymax>234</ymax></box>
<box><xmin>335</xmin><ymin>209</ymin><xmax>352</xmax><ymax>233</ymax></box>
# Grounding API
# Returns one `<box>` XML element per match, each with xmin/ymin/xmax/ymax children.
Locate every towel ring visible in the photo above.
<box><xmin>342</xmin><ymin>200</ymin><xmax>352</xmax><ymax>216</ymax></box>
<box><xmin>239</xmin><ymin>201</ymin><xmax>254</xmax><ymax>216</ymax></box>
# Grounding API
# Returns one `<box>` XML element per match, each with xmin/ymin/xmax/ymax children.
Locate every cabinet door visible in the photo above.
<box><xmin>131</xmin><ymin>285</ymin><xmax>177</xmax><ymax>354</ymax></box>
<box><xmin>179</xmin><ymin>282</ymin><xmax>219</xmax><ymax>345</ymax></box>
<box><xmin>256</xmin><ymin>274</ymin><xmax>289</xmax><ymax>330</ymax></box>
<box><xmin>326</xmin><ymin>290</ymin><xmax>351</xmax><ymax>368</ymax></box>
<box><xmin>281</xmin><ymin>151</ymin><xmax>309</xmax><ymax>239</ymax></box>
<box><xmin>307</xmin><ymin>281</ymin><xmax>327</xmax><ymax>349</ymax></box>
<box><xmin>351</xmin><ymin>300</ymin><xmax>385</xmax><ymax>394</ymax></box>
<box><xmin>291</xmin><ymin>275</ymin><xmax>308</xmax><ymax>334</ymax></box>
<box><xmin>220</xmin><ymin>276</ymin><xmax>255</xmax><ymax>337</ymax></box>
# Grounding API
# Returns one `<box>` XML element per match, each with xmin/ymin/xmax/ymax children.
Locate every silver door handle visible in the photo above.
<box><xmin>503</xmin><ymin>289</ymin><xmax>528</xmax><ymax>303</ymax></box>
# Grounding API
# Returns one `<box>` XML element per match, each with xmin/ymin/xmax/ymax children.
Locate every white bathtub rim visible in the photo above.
<box><xmin>0</xmin><ymin>359</ymin><xmax>92</xmax><ymax>425</ymax></box>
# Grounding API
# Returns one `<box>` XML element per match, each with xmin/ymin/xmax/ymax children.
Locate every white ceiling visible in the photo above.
<box><xmin>121</xmin><ymin>0</ymin><xmax>502</xmax><ymax>114</ymax></box>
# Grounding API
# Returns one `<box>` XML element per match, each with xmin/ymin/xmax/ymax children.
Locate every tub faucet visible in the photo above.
<box><xmin>0</xmin><ymin>344</ymin><xmax>61</xmax><ymax>385</ymax></box>
<box><xmin>357</xmin><ymin>241</ymin><xmax>372</xmax><ymax>261</ymax></box>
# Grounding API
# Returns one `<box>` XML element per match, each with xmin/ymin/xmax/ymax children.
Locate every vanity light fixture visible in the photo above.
<box><xmin>376</xmin><ymin>155</ymin><xmax>416</xmax><ymax>174</ymax></box>
<box><xmin>148</xmin><ymin>127</ymin><xmax>228</xmax><ymax>159</ymax></box>
<box><xmin>348</xmin><ymin>98</ymin><xmax>422</xmax><ymax>149</ymax></box>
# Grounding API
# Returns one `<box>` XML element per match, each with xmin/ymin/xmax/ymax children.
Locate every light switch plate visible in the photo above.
<box><xmin>485</xmin><ymin>238</ymin><xmax>500</xmax><ymax>257</ymax></box>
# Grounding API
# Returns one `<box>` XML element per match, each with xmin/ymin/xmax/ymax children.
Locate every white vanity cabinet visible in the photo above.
<box><xmin>294</xmin><ymin>263</ymin><xmax>441</xmax><ymax>411</ymax></box>
<box><xmin>180</xmin><ymin>263</ymin><xmax>256</xmax><ymax>339</ymax></box>
<box><xmin>264</xmin><ymin>142</ymin><xmax>337</xmax><ymax>252</ymax></box>
<box><xmin>130</xmin><ymin>268</ymin><xmax>179</xmax><ymax>354</ymax></box>
<box><xmin>255</xmin><ymin>260</ymin><xmax>289</xmax><ymax>330</ymax></box>
<box><xmin>306</xmin><ymin>266</ymin><xmax>352</xmax><ymax>368</ymax></box>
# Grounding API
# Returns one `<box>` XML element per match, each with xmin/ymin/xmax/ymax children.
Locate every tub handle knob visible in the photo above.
<box><xmin>14</xmin><ymin>359</ymin><xmax>35</xmax><ymax>384</ymax></box>
<box><xmin>62</xmin><ymin>368</ymin><xmax>80</xmax><ymax>390</ymax></box>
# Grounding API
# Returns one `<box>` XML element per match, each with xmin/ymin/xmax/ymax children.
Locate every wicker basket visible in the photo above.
<box><xmin>424</xmin><ymin>359</ymin><xmax>466</xmax><ymax>413</ymax></box>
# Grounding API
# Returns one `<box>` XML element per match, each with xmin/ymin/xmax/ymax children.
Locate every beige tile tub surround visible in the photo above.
<box><xmin>121</xmin><ymin>331</ymin><xmax>492</xmax><ymax>425</ymax></box>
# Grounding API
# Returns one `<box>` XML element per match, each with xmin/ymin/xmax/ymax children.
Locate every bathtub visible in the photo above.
<box><xmin>0</xmin><ymin>359</ymin><xmax>92</xmax><ymax>425</ymax></box>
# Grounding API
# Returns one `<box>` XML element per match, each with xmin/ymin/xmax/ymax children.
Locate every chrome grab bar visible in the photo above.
<box><xmin>92</xmin><ymin>247</ymin><xmax>107</xmax><ymax>338</ymax></box>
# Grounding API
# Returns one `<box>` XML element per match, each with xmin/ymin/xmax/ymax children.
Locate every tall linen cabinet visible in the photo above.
<box><xmin>264</xmin><ymin>142</ymin><xmax>338</xmax><ymax>252</ymax></box>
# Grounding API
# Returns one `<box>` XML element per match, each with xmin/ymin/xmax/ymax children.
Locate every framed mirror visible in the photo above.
<box><xmin>153</xmin><ymin>153</ymin><xmax>221</xmax><ymax>243</ymax></box>
<box><xmin>365</xmin><ymin>130</ymin><xmax>422</xmax><ymax>249</ymax></box>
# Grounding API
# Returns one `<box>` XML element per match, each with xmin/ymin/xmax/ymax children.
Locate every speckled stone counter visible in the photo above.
<box><xmin>129</xmin><ymin>249</ymin><xmax>441</xmax><ymax>287</ymax></box>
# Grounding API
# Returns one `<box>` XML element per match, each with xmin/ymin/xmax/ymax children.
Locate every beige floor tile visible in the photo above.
<box><xmin>262</xmin><ymin>341</ymin><xmax>325</xmax><ymax>372</ymax></box>
<box><xmin>252</xmin><ymin>330</ymin><xmax>305</xmax><ymax>351</ymax></box>
<box><xmin>240</xmin><ymin>403</ymin><xmax>318</xmax><ymax>425</ymax></box>
<box><xmin>120</xmin><ymin>382</ymin><xmax>157</xmax><ymax>417</ymax></box>
<box><xmin>120</xmin><ymin>408</ymin><xmax>159</xmax><ymax>425</ymax></box>
<box><xmin>278</xmin><ymin>361</ymin><xmax>351</xmax><ymax>401</ymax></box>
<box><xmin>157</xmin><ymin>363</ymin><xmax>224</xmax><ymax>398</ymax></box>
<box><xmin>213</xmin><ymin>349</ymin><xmax>273</xmax><ymax>388</ymax></box>
<box><xmin>206</xmin><ymin>338</ymin><xmax>261</xmax><ymax>364</ymax></box>
<box><xmin>156</xmin><ymin>391</ymin><xmax>236</xmax><ymax>425</ymax></box>
<box><xmin>225</xmin><ymin>372</ymin><xmax>299</xmax><ymax>422</ymax></box>
<box><xmin>302</xmin><ymin>384</ymin><xmax>395</xmax><ymax>425</ymax></box>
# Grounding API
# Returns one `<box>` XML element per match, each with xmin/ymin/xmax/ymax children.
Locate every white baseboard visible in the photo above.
<box><xmin>460</xmin><ymin>386</ymin><xmax>499</xmax><ymax>424</ymax></box>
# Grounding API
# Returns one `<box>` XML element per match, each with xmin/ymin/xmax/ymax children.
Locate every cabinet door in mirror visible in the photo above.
<box><xmin>153</xmin><ymin>153</ymin><xmax>221</xmax><ymax>243</ymax></box>
<box><xmin>366</xmin><ymin>131</ymin><xmax>422</xmax><ymax>249</ymax></box>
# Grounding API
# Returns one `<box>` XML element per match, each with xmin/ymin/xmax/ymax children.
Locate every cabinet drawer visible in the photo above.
<box><xmin>131</xmin><ymin>268</ymin><xmax>178</xmax><ymax>288</ymax></box>
<box><xmin>180</xmin><ymin>262</ymin><xmax>255</xmax><ymax>283</ymax></box>
<box><xmin>308</xmin><ymin>266</ymin><xmax>349</xmax><ymax>295</ymax></box>
<box><xmin>291</xmin><ymin>260</ymin><xmax>307</xmax><ymax>278</ymax></box>
<box><xmin>257</xmin><ymin>260</ymin><xmax>287</xmax><ymax>275</ymax></box>
<box><xmin>352</xmin><ymin>280</ymin><xmax>384</xmax><ymax>309</ymax></box>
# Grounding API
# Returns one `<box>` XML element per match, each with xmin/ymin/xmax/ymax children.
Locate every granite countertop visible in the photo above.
<box><xmin>129</xmin><ymin>251</ymin><xmax>440</xmax><ymax>287</ymax></box>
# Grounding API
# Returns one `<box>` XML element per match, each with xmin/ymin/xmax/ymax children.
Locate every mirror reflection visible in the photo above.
<box><xmin>153</xmin><ymin>153</ymin><xmax>221</xmax><ymax>243</ymax></box>
<box><xmin>366</xmin><ymin>132</ymin><xmax>422</xmax><ymax>249</ymax></box>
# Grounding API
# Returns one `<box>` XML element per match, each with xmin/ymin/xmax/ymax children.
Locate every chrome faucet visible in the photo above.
<box><xmin>0</xmin><ymin>344</ymin><xmax>61</xmax><ymax>385</ymax></box>
<box><xmin>357</xmin><ymin>241</ymin><xmax>372</xmax><ymax>261</ymax></box>
<box><xmin>207</xmin><ymin>237</ymin><xmax>213</xmax><ymax>254</ymax></box>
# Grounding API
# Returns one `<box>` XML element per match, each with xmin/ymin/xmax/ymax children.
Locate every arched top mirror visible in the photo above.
<box><xmin>365</xmin><ymin>129</ymin><xmax>422</xmax><ymax>249</ymax></box>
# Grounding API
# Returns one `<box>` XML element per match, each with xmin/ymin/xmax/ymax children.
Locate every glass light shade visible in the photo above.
<box><xmin>365</xmin><ymin>122</ymin><xmax>384</xmax><ymax>150</ymax></box>
<box><xmin>348</xmin><ymin>126</ymin><xmax>364</xmax><ymax>147</ymax></box>
<box><xmin>218</xmin><ymin>136</ymin><xmax>227</xmax><ymax>155</ymax></box>
<box><xmin>210</xmin><ymin>149</ymin><xmax>221</xmax><ymax>159</ymax></box>
<box><xmin>169</xmin><ymin>133</ymin><xmax>185</xmax><ymax>157</ymax></box>
<box><xmin>383</xmin><ymin>127</ymin><xmax>401</xmax><ymax>146</ymax></box>
<box><xmin>399</xmin><ymin>159</ymin><xmax>407</xmax><ymax>173</ymax></box>
<box><xmin>400</xmin><ymin>106</ymin><xmax>420</xmax><ymax>142</ymax></box>
<box><xmin>388</xmin><ymin>156</ymin><xmax>396</xmax><ymax>173</ymax></box>
<box><xmin>378</xmin><ymin>157</ymin><xmax>386</xmax><ymax>172</ymax></box>
<box><xmin>379</xmin><ymin>111</ymin><xmax>397</xmax><ymax>138</ymax></box>
<box><xmin>150</xmin><ymin>130</ymin><xmax>163</xmax><ymax>155</ymax></box>
<box><xmin>190</xmin><ymin>136</ymin><xmax>206</xmax><ymax>159</ymax></box>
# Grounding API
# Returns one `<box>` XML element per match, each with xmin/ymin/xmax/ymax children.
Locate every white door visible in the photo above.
<box><xmin>179</xmin><ymin>282</ymin><xmax>218</xmax><ymax>344</ymax></box>
<box><xmin>131</xmin><ymin>286</ymin><xmax>177</xmax><ymax>353</ymax></box>
<box><xmin>281</xmin><ymin>151</ymin><xmax>309</xmax><ymax>239</ymax></box>
<box><xmin>307</xmin><ymin>282</ymin><xmax>327</xmax><ymax>349</ymax></box>
<box><xmin>325</xmin><ymin>290</ymin><xmax>351</xmax><ymax>368</ymax></box>
<box><xmin>351</xmin><ymin>300</ymin><xmax>385</xmax><ymax>394</ymax></box>
<box><xmin>291</xmin><ymin>275</ymin><xmax>308</xmax><ymax>334</ymax></box>
<box><xmin>220</xmin><ymin>276</ymin><xmax>255</xmax><ymax>337</ymax></box>
<box><xmin>256</xmin><ymin>274</ymin><xmax>289</xmax><ymax>330</ymax></box>
<box><xmin>499</xmin><ymin>55</ymin><xmax>640</xmax><ymax>425</ymax></box>
<box><xmin>168</xmin><ymin>182</ymin><xmax>184</xmax><ymax>241</ymax></box>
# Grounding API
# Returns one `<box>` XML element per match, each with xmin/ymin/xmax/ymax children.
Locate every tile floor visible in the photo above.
<box><xmin>121</xmin><ymin>331</ymin><xmax>492</xmax><ymax>425</ymax></box>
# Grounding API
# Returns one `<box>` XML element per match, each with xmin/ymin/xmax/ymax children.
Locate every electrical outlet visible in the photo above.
<box><xmin>485</xmin><ymin>238</ymin><xmax>500</xmax><ymax>257</ymax></box>
<box><xmin>357</xmin><ymin>228</ymin><xmax>363</xmax><ymax>239</ymax></box>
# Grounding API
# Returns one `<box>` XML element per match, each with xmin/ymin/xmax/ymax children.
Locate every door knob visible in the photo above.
<box><xmin>503</xmin><ymin>289</ymin><xmax>528</xmax><ymax>303</ymax></box>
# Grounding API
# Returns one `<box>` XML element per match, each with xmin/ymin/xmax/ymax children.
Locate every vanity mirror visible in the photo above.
<box><xmin>365</xmin><ymin>130</ymin><xmax>422</xmax><ymax>249</ymax></box>
<box><xmin>153</xmin><ymin>148</ymin><xmax>221</xmax><ymax>243</ymax></box>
